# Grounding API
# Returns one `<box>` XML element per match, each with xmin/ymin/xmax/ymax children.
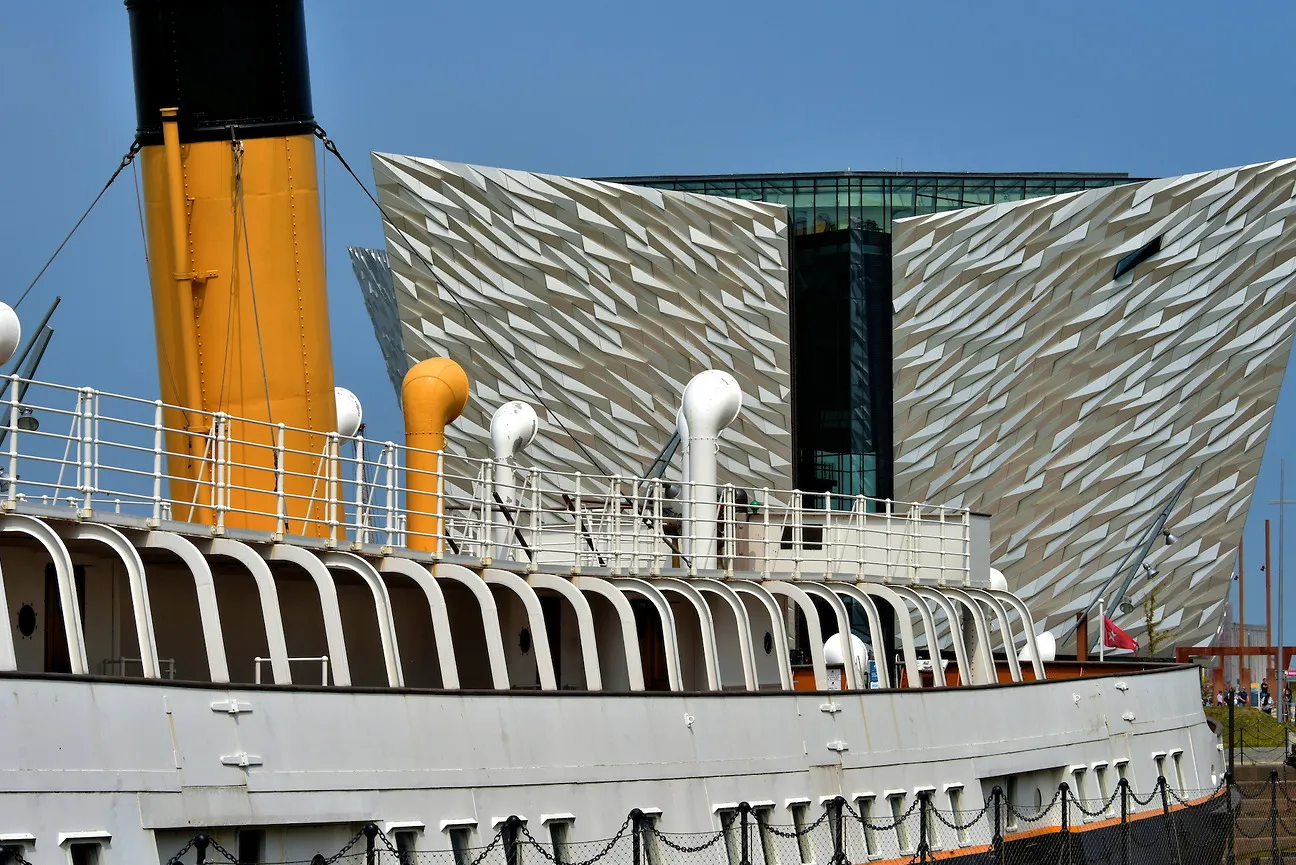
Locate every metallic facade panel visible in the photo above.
<box><xmin>371</xmin><ymin>153</ymin><xmax>793</xmax><ymax>485</ymax></box>
<box><xmin>891</xmin><ymin>160</ymin><xmax>1296</xmax><ymax>650</ymax></box>
<box><xmin>348</xmin><ymin>245</ymin><xmax>407</xmax><ymax>398</ymax></box>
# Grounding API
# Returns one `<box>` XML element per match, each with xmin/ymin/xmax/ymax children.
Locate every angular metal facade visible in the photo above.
<box><xmin>891</xmin><ymin>160</ymin><xmax>1296</xmax><ymax>650</ymax></box>
<box><xmin>372</xmin><ymin>153</ymin><xmax>792</xmax><ymax>484</ymax></box>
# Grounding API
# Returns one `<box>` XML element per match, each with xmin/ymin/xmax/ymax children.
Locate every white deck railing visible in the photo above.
<box><xmin>0</xmin><ymin>376</ymin><xmax>971</xmax><ymax>583</ymax></box>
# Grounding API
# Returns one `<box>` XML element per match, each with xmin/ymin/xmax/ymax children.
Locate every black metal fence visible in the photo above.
<box><xmin>70</xmin><ymin>773</ymin><xmax>1294</xmax><ymax>865</ymax></box>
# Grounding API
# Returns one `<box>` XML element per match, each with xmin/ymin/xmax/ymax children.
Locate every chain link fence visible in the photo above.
<box><xmin>126</xmin><ymin>774</ymin><xmax>1290</xmax><ymax>865</ymax></box>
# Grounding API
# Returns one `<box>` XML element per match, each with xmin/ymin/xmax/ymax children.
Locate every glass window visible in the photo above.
<box><xmin>395</xmin><ymin>830</ymin><xmax>419</xmax><ymax>865</ymax></box>
<box><xmin>1025</xmin><ymin>179</ymin><xmax>1055</xmax><ymax>199</ymax></box>
<box><xmin>938</xmin><ymin>179</ymin><xmax>968</xmax><ymax>210</ymax></box>
<box><xmin>915</xmin><ymin>179</ymin><xmax>939</xmax><ymax>214</ymax></box>
<box><xmin>992</xmin><ymin>179</ymin><xmax>1024</xmax><ymax>204</ymax></box>
<box><xmin>69</xmin><ymin>844</ymin><xmax>103</xmax><ymax>865</ymax></box>
<box><xmin>1055</xmin><ymin>179</ymin><xmax>1085</xmax><ymax>194</ymax></box>
<box><xmin>790</xmin><ymin>802</ymin><xmax>813</xmax><ymax>864</ymax></box>
<box><xmin>706</xmin><ymin>182</ymin><xmax>738</xmax><ymax>196</ymax></box>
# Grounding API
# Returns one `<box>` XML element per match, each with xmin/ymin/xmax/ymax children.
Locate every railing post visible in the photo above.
<box><xmin>574</xmin><ymin>471</ymin><xmax>583</xmax><ymax>571</ymax></box>
<box><xmin>1058</xmin><ymin>781</ymin><xmax>1070</xmax><ymax>865</ymax></box>
<box><xmin>1226</xmin><ymin>771</ymin><xmax>1236</xmax><ymax>865</ymax></box>
<box><xmin>6</xmin><ymin>375</ymin><xmax>19</xmax><ymax>507</ymax></box>
<box><xmin>1158</xmin><ymin>776</ymin><xmax>1181</xmax><ymax>865</ymax></box>
<box><xmin>151</xmin><ymin>400</ymin><xmax>164</xmax><ymax>522</ymax></box>
<box><xmin>274</xmin><ymin>424</ymin><xmax>287</xmax><ymax>537</ymax></box>
<box><xmin>741</xmin><ymin>804</ymin><xmax>751</xmax><ymax>865</ymax></box>
<box><xmin>1271</xmin><ymin>768</ymin><xmax>1280</xmax><ymax>865</ymax></box>
<box><xmin>1119</xmin><ymin>776</ymin><xmax>1130</xmax><ymax>865</ymax></box>
<box><xmin>992</xmin><ymin>785</ymin><xmax>1004</xmax><ymax>865</ymax></box>
<box><xmin>917</xmin><ymin>790</ymin><xmax>930</xmax><ymax>865</ymax></box>
<box><xmin>760</xmin><ymin>486</ymin><xmax>770</xmax><ymax>579</ymax></box>
<box><xmin>631</xmin><ymin>808</ymin><xmax>643</xmax><ymax>865</ymax></box>
<box><xmin>1229</xmin><ymin>688</ymin><xmax>1236</xmax><ymax>776</ymax></box>
<box><xmin>363</xmin><ymin>822</ymin><xmax>379</xmax><ymax>865</ymax></box>
<box><xmin>326</xmin><ymin>432</ymin><xmax>340</xmax><ymax>546</ymax></box>
<box><xmin>353</xmin><ymin>432</ymin><xmax>367</xmax><ymax>545</ymax></box>
<box><xmin>80</xmin><ymin>387</ymin><xmax>94</xmax><ymax>512</ymax></box>
<box><xmin>505</xmin><ymin>816</ymin><xmax>521</xmax><ymax>865</ymax></box>
<box><xmin>194</xmin><ymin>833</ymin><xmax>209</xmax><ymax>865</ymax></box>
<box><xmin>214</xmin><ymin>414</ymin><xmax>227</xmax><ymax>531</ymax></box>
<box><xmin>830</xmin><ymin>796</ymin><xmax>846</xmax><ymax>865</ymax></box>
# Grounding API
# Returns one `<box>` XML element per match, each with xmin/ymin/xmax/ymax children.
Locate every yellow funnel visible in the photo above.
<box><xmin>402</xmin><ymin>358</ymin><xmax>469</xmax><ymax>551</ymax></box>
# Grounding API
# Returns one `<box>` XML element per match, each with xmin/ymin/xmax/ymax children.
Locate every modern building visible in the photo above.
<box><xmin>355</xmin><ymin>157</ymin><xmax>1296</xmax><ymax>653</ymax></box>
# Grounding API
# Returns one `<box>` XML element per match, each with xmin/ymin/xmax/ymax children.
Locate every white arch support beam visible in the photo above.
<box><xmin>140</xmin><ymin>532</ymin><xmax>229</xmax><ymax>683</ymax></box>
<box><xmin>528</xmin><ymin>573</ymin><xmax>602</xmax><ymax>690</ymax></box>
<box><xmin>967</xmin><ymin>588</ymin><xmax>1022</xmax><ymax>683</ymax></box>
<box><xmin>887</xmin><ymin>585</ymin><xmax>944</xmax><ymax>688</ymax></box>
<box><xmin>943</xmin><ymin>587</ymin><xmax>996</xmax><ymax>686</ymax></box>
<box><xmin>483</xmin><ymin>568</ymin><xmax>557</xmax><ymax>691</ymax></box>
<box><xmin>572</xmin><ymin>576</ymin><xmax>643</xmax><ymax>691</ymax></box>
<box><xmin>610</xmin><ymin>577</ymin><xmax>682</xmax><ymax>692</ymax></box>
<box><xmin>912</xmin><ymin>587</ymin><xmax>973</xmax><ymax>687</ymax></box>
<box><xmin>798</xmin><ymin>582</ymin><xmax>858</xmax><ymax>690</ymax></box>
<box><xmin>854</xmin><ymin>583</ymin><xmax>921</xmax><ymax>689</ymax></box>
<box><xmin>380</xmin><ymin>557</ymin><xmax>459</xmax><ymax>689</ymax></box>
<box><xmin>432</xmin><ymin>563</ymin><xmax>510</xmax><ymax>690</ymax></box>
<box><xmin>0</xmin><ymin>515</ymin><xmax>85</xmax><ymax>674</ymax></box>
<box><xmin>0</xmin><ymin>555</ymin><xmax>14</xmax><ymax>671</ymax></box>
<box><xmin>988</xmin><ymin>588</ymin><xmax>1046</xmax><ymax>680</ymax></box>
<box><xmin>695</xmin><ymin>579</ymin><xmax>758</xmax><ymax>691</ymax></box>
<box><xmin>653</xmin><ymin>578</ymin><xmax>721</xmax><ymax>691</ymax></box>
<box><xmin>728</xmin><ymin>581</ymin><xmax>792</xmax><ymax>690</ymax></box>
<box><xmin>201</xmin><ymin>538</ymin><xmax>291</xmax><ymax>685</ymax></box>
<box><xmin>321</xmin><ymin>551</ymin><xmax>404</xmax><ymax>687</ymax></box>
<box><xmin>59</xmin><ymin>523</ymin><xmax>159</xmax><ymax>679</ymax></box>
<box><xmin>825</xmin><ymin>582</ymin><xmax>890</xmax><ymax>689</ymax></box>
<box><xmin>761</xmin><ymin>581</ymin><xmax>827</xmax><ymax>691</ymax></box>
<box><xmin>267</xmin><ymin>544</ymin><xmax>352</xmax><ymax>686</ymax></box>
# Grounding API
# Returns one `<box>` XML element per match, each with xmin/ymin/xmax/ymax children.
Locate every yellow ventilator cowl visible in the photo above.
<box><xmin>402</xmin><ymin>358</ymin><xmax>470</xmax><ymax>551</ymax></box>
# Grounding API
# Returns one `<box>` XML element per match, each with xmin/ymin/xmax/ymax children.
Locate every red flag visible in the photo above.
<box><xmin>1103</xmin><ymin>616</ymin><xmax>1139</xmax><ymax>651</ymax></box>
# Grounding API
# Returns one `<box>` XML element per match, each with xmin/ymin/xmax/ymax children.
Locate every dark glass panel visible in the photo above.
<box><xmin>1025</xmin><ymin>179</ymin><xmax>1056</xmax><ymax>198</ymax></box>
<box><xmin>915</xmin><ymin>179</ymin><xmax>939</xmax><ymax>214</ymax></box>
<box><xmin>963</xmin><ymin>179</ymin><xmax>993</xmax><ymax>207</ymax></box>
<box><xmin>992</xmin><ymin>179</ymin><xmax>1025</xmax><ymax>203</ymax></box>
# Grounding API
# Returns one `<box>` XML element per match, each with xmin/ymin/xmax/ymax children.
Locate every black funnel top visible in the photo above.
<box><xmin>126</xmin><ymin>0</ymin><xmax>315</xmax><ymax>145</ymax></box>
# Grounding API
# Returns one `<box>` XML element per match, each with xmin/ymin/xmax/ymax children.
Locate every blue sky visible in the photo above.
<box><xmin>1</xmin><ymin>1</ymin><xmax>1294</xmax><ymax>635</ymax></box>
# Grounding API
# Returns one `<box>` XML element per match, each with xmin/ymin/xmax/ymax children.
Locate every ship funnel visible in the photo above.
<box><xmin>402</xmin><ymin>358</ymin><xmax>469</xmax><ymax>552</ymax></box>
<box><xmin>680</xmin><ymin>370</ymin><xmax>742</xmax><ymax>569</ymax></box>
<box><xmin>490</xmin><ymin>401</ymin><xmax>539</xmax><ymax>558</ymax></box>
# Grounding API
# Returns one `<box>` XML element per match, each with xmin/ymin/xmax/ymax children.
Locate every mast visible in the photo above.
<box><xmin>126</xmin><ymin>0</ymin><xmax>336</xmax><ymax>532</ymax></box>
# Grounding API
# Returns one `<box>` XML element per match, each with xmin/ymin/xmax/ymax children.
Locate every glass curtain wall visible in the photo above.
<box><xmin>621</xmin><ymin>172</ymin><xmax>1135</xmax><ymax>499</ymax></box>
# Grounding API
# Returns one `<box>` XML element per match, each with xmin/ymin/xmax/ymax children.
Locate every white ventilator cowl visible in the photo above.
<box><xmin>335</xmin><ymin>387</ymin><xmax>363</xmax><ymax>437</ymax></box>
<box><xmin>1018</xmin><ymin>630</ymin><xmax>1057</xmax><ymax>663</ymax></box>
<box><xmin>0</xmin><ymin>303</ymin><xmax>21</xmax><ymax>366</ymax></box>
<box><xmin>989</xmin><ymin>568</ymin><xmax>1009</xmax><ymax>592</ymax></box>
<box><xmin>680</xmin><ymin>370</ymin><xmax>743</xmax><ymax>570</ymax></box>
<box><xmin>489</xmin><ymin>401</ymin><xmax>539</xmax><ymax>559</ymax></box>
<box><xmin>490</xmin><ymin>400</ymin><xmax>539</xmax><ymax>462</ymax></box>
<box><xmin>824</xmin><ymin>632</ymin><xmax>870</xmax><ymax>687</ymax></box>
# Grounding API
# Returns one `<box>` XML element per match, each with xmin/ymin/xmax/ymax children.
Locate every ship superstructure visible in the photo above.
<box><xmin>0</xmin><ymin>1</ymin><xmax>1245</xmax><ymax>864</ymax></box>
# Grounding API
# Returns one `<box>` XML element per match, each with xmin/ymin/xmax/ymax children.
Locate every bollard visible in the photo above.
<box><xmin>364</xmin><ymin>823</ymin><xmax>380</xmax><ymax>865</ymax></box>
<box><xmin>194</xmin><ymin>834</ymin><xmax>209</xmax><ymax>865</ymax></box>
<box><xmin>1226</xmin><ymin>771</ymin><xmax>1236</xmax><ymax>865</ymax></box>
<box><xmin>505</xmin><ymin>816</ymin><xmax>522</xmax><ymax>865</ymax></box>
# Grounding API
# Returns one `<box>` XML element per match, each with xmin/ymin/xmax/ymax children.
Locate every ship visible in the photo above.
<box><xmin>0</xmin><ymin>2</ymin><xmax>1246</xmax><ymax>864</ymax></box>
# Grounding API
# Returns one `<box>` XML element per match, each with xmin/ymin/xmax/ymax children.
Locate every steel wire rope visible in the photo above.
<box><xmin>315</xmin><ymin>126</ymin><xmax>689</xmax><ymax>562</ymax></box>
<box><xmin>14</xmin><ymin>139</ymin><xmax>141</xmax><ymax>311</ymax></box>
<box><xmin>313</xmin><ymin>127</ymin><xmax>613</xmax><ymax>479</ymax></box>
<box><xmin>231</xmin><ymin>136</ymin><xmax>279</xmax><ymax>441</ymax></box>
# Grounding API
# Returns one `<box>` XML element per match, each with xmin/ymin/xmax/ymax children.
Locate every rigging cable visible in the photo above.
<box><xmin>14</xmin><ymin>139</ymin><xmax>141</xmax><ymax>311</ymax></box>
<box><xmin>313</xmin><ymin>125</ymin><xmax>615</xmax><ymax>479</ymax></box>
<box><xmin>231</xmin><ymin>136</ymin><xmax>278</xmax><ymax>435</ymax></box>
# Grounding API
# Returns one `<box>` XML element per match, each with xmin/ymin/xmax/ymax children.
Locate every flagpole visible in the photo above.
<box><xmin>1099</xmin><ymin>598</ymin><xmax>1105</xmax><ymax>662</ymax></box>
